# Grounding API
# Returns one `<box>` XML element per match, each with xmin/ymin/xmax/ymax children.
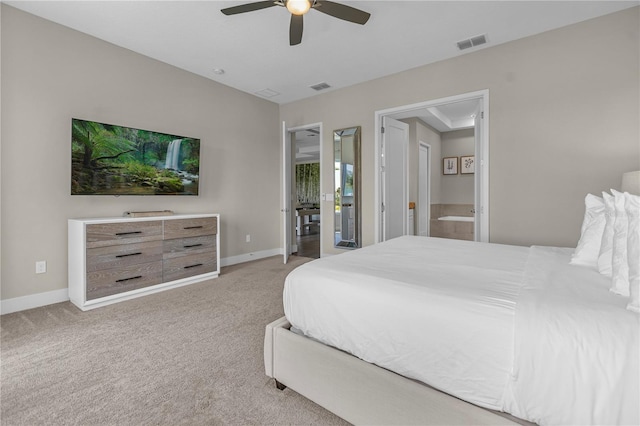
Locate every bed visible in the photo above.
<box><xmin>264</xmin><ymin>236</ymin><xmax>639</xmax><ymax>425</ymax></box>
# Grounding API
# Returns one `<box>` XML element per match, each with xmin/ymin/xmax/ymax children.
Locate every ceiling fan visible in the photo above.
<box><xmin>221</xmin><ymin>0</ymin><xmax>371</xmax><ymax>46</ymax></box>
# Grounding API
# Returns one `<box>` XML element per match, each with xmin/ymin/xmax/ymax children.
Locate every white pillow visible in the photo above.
<box><xmin>626</xmin><ymin>193</ymin><xmax>640</xmax><ymax>313</ymax></box>
<box><xmin>610</xmin><ymin>189</ymin><xmax>630</xmax><ymax>296</ymax></box>
<box><xmin>570</xmin><ymin>194</ymin><xmax>605</xmax><ymax>269</ymax></box>
<box><xmin>597</xmin><ymin>192</ymin><xmax>616</xmax><ymax>277</ymax></box>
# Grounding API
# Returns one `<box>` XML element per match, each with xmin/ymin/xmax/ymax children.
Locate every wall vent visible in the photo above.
<box><xmin>310</xmin><ymin>82</ymin><xmax>331</xmax><ymax>91</ymax></box>
<box><xmin>456</xmin><ymin>34</ymin><xmax>487</xmax><ymax>51</ymax></box>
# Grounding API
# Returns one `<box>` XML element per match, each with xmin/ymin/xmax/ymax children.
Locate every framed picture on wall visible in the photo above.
<box><xmin>461</xmin><ymin>155</ymin><xmax>475</xmax><ymax>174</ymax></box>
<box><xmin>443</xmin><ymin>157</ymin><xmax>458</xmax><ymax>175</ymax></box>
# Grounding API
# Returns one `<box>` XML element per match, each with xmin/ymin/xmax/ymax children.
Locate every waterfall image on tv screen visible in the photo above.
<box><xmin>71</xmin><ymin>118</ymin><xmax>200</xmax><ymax>195</ymax></box>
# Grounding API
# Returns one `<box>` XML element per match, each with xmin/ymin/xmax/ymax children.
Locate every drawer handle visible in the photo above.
<box><xmin>115</xmin><ymin>231</ymin><xmax>142</xmax><ymax>236</ymax></box>
<box><xmin>115</xmin><ymin>275</ymin><xmax>142</xmax><ymax>283</ymax></box>
<box><xmin>115</xmin><ymin>252</ymin><xmax>142</xmax><ymax>258</ymax></box>
<box><xmin>184</xmin><ymin>244</ymin><xmax>203</xmax><ymax>248</ymax></box>
<box><xmin>184</xmin><ymin>263</ymin><xmax>203</xmax><ymax>269</ymax></box>
<box><xmin>183</xmin><ymin>226</ymin><xmax>204</xmax><ymax>230</ymax></box>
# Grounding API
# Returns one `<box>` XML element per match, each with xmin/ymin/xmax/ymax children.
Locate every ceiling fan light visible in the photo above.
<box><xmin>286</xmin><ymin>0</ymin><xmax>311</xmax><ymax>15</ymax></box>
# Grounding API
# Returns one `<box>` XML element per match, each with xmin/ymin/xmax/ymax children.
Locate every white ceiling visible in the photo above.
<box><xmin>6</xmin><ymin>1</ymin><xmax>637</xmax><ymax>105</ymax></box>
<box><xmin>295</xmin><ymin>127</ymin><xmax>321</xmax><ymax>163</ymax></box>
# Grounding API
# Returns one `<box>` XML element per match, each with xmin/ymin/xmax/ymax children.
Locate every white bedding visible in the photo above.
<box><xmin>284</xmin><ymin>236</ymin><xmax>529</xmax><ymax>411</ymax></box>
<box><xmin>283</xmin><ymin>236</ymin><xmax>640</xmax><ymax>425</ymax></box>
<box><xmin>505</xmin><ymin>246</ymin><xmax>639</xmax><ymax>425</ymax></box>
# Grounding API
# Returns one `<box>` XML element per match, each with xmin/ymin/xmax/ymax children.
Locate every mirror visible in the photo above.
<box><xmin>334</xmin><ymin>126</ymin><xmax>361</xmax><ymax>249</ymax></box>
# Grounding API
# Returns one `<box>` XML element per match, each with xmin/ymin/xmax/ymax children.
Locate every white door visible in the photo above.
<box><xmin>381</xmin><ymin>116</ymin><xmax>409</xmax><ymax>241</ymax></box>
<box><xmin>418</xmin><ymin>143</ymin><xmax>431</xmax><ymax>237</ymax></box>
<box><xmin>282</xmin><ymin>122</ymin><xmax>292</xmax><ymax>263</ymax></box>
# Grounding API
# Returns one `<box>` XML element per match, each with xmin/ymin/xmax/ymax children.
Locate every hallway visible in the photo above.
<box><xmin>295</xmin><ymin>224</ymin><xmax>320</xmax><ymax>259</ymax></box>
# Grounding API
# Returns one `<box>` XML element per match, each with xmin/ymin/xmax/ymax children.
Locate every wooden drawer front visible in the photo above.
<box><xmin>163</xmin><ymin>252</ymin><xmax>217</xmax><ymax>283</ymax></box>
<box><xmin>86</xmin><ymin>221</ymin><xmax>163</xmax><ymax>248</ymax></box>
<box><xmin>86</xmin><ymin>240</ymin><xmax>163</xmax><ymax>273</ymax></box>
<box><xmin>164</xmin><ymin>217</ymin><xmax>217</xmax><ymax>240</ymax></box>
<box><xmin>86</xmin><ymin>262</ymin><xmax>162</xmax><ymax>301</ymax></box>
<box><xmin>163</xmin><ymin>235</ymin><xmax>216</xmax><ymax>260</ymax></box>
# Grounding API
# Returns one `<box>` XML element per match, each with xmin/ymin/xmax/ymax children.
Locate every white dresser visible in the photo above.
<box><xmin>68</xmin><ymin>213</ymin><xmax>219</xmax><ymax>311</ymax></box>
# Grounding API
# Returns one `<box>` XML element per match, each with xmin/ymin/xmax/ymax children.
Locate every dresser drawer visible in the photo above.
<box><xmin>86</xmin><ymin>221</ymin><xmax>163</xmax><ymax>248</ymax></box>
<box><xmin>163</xmin><ymin>252</ymin><xmax>217</xmax><ymax>282</ymax></box>
<box><xmin>163</xmin><ymin>235</ymin><xmax>216</xmax><ymax>260</ymax></box>
<box><xmin>163</xmin><ymin>217</ymin><xmax>217</xmax><ymax>240</ymax></box>
<box><xmin>86</xmin><ymin>261</ymin><xmax>163</xmax><ymax>300</ymax></box>
<box><xmin>86</xmin><ymin>240</ymin><xmax>163</xmax><ymax>273</ymax></box>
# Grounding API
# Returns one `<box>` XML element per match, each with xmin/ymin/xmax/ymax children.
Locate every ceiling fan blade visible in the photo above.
<box><xmin>221</xmin><ymin>1</ymin><xmax>279</xmax><ymax>16</ymax></box>
<box><xmin>289</xmin><ymin>14</ymin><xmax>303</xmax><ymax>46</ymax></box>
<box><xmin>313</xmin><ymin>1</ymin><xmax>370</xmax><ymax>25</ymax></box>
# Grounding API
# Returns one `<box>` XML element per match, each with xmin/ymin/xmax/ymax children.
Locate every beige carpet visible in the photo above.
<box><xmin>1</xmin><ymin>255</ymin><xmax>350</xmax><ymax>425</ymax></box>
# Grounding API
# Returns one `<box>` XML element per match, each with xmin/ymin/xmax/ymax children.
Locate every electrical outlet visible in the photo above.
<box><xmin>246</xmin><ymin>234</ymin><xmax>251</xmax><ymax>243</ymax></box>
<box><xmin>35</xmin><ymin>261</ymin><xmax>47</xmax><ymax>274</ymax></box>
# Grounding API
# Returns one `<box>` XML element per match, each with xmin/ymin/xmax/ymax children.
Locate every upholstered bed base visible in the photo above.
<box><xmin>264</xmin><ymin>316</ymin><xmax>522</xmax><ymax>425</ymax></box>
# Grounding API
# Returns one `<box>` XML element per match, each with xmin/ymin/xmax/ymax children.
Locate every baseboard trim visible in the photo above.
<box><xmin>1</xmin><ymin>288</ymin><xmax>70</xmax><ymax>315</ymax></box>
<box><xmin>1</xmin><ymin>247</ymin><xmax>285</xmax><ymax>316</ymax></box>
<box><xmin>220</xmin><ymin>248</ymin><xmax>283</xmax><ymax>267</ymax></box>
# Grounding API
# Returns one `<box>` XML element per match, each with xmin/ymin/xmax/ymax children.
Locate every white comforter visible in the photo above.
<box><xmin>283</xmin><ymin>236</ymin><xmax>640</xmax><ymax>425</ymax></box>
<box><xmin>504</xmin><ymin>246</ymin><xmax>639</xmax><ymax>425</ymax></box>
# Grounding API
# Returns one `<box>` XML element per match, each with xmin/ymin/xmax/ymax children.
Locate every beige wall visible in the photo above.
<box><xmin>402</xmin><ymin>118</ymin><xmax>442</xmax><ymax>232</ymax></box>
<box><xmin>280</xmin><ymin>7</ymin><xmax>640</xmax><ymax>252</ymax></box>
<box><xmin>441</xmin><ymin>129</ymin><xmax>475</xmax><ymax>205</ymax></box>
<box><xmin>1</xmin><ymin>6</ymin><xmax>281</xmax><ymax>300</ymax></box>
<box><xmin>2</xmin><ymin>6</ymin><xmax>639</xmax><ymax>304</ymax></box>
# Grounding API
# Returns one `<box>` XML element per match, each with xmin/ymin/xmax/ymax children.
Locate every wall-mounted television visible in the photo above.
<box><xmin>71</xmin><ymin>118</ymin><xmax>200</xmax><ymax>195</ymax></box>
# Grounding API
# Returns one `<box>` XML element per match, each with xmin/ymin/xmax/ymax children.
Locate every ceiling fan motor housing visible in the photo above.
<box><xmin>220</xmin><ymin>0</ymin><xmax>371</xmax><ymax>46</ymax></box>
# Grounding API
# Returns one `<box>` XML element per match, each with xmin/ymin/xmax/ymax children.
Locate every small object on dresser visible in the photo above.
<box><xmin>124</xmin><ymin>210</ymin><xmax>174</xmax><ymax>218</ymax></box>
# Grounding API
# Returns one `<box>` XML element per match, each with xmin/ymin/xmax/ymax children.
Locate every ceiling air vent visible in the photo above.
<box><xmin>310</xmin><ymin>82</ymin><xmax>331</xmax><ymax>91</ymax></box>
<box><xmin>254</xmin><ymin>88</ymin><xmax>280</xmax><ymax>98</ymax></box>
<box><xmin>456</xmin><ymin>34</ymin><xmax>487</xmax><ymax>51</ymax></box>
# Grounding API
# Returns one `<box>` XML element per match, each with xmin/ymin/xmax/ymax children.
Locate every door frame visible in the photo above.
<box><xmin>282</xmin><ymin>122</ymin><xmax>323</xmax><ymax>262</ymax></box>
<box><xmin>374</xmin><ymin>89</ymin><xmax>489</xmax><ymax>243</ymax></box>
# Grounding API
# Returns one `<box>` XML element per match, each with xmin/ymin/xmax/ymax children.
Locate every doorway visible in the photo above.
<box><xmin>374</xmin><ymin>90</ymin><xmax>489</xmax><ymax>243</ymax></box>
<box><xmin>282</xmin><ymin>123</ymin><xmax>322</xmax><ymax>261</ymax></box>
